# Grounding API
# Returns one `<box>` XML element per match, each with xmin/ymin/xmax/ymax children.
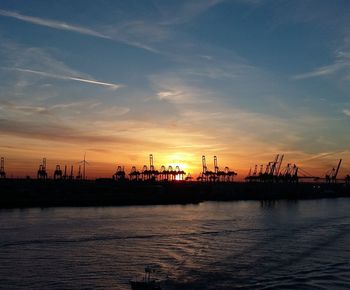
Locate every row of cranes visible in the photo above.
<box><xmin>246</xmin><ymin>154</ymin><xmax>289</xmax><ymax>182</ymax></box>
<box><xmin>246</xmin><ymin>154</ymin><xmax>347</xmax><ymax>184</ymax></box>
<box><xmin>112</xmin><ymin>154</ymin><xmax>236</xmax><ymax>182</ymax></box>
<box><xmin>113</xmin><ymin>154</ymin><xmax>187</xmax><ymax>181</ymax></box>
<box><xmin>37</xmin><ymin>158</ymin><xmax>86</xmax><ymax>180</ymax></box>
<box><xmin>197</xmin><ymin>155</ymin><xmax>237</xmax><ymax>182</ymax></box>
<box><xmin>295</xmin><ymin>159</ymin><xmax>343</xmax><ymax>184</ymax></box>
<box><xmin>1</xmin><ymin>155</ymin><xmax>349</xmax><ymax>184</ymax></box>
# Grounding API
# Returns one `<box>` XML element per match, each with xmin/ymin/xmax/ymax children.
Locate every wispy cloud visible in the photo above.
<box><xmin>301</xmin><ymin>150</ymin><xmax>346</xmax><ymax>162</ymax></box>
<box><xmin>293</xmin><ymin>35</ymin><xmax>350</xmax><ymax>80</ymax></box>
<box><xmin>343</xmin><ymin>109</ymin><xmax>350</xmax><ymax>117</ymax></box>
<box><xmin>0</xmin><ymin>9</ymin><xmax>110</xmax><ymax>39</ymax></box>
<box><xmin>13</xmin><ymin>68</ymin><xmax>123</xmax><ymax>90</ymax></box>
<box><xmin>155</xmin><ymin>0</ymin><xmax>224</xmax><ymax>25</ymax></box>
<box><xmin>150</xmin><ymin>74</ymin><xmax>214</xmax><ymax>104</ymax></box>
<box><xmin>0</xmin><ymin>118</ymin><xmax>163</xmax><ymax>147</ymax></box>
<box><xmin>292</xmin><ymin>62</ymin><xmax>347</xmax><ymax>80</ymax></box>
<box><xmin>0</xmin><ymin>100</ymin><xmax>101</xmax><ymax>116</ymax></box>
<box><xmin>0</xmin><ymin>9</ymin><xmax>159</xmax><ymax>53</ymax></box>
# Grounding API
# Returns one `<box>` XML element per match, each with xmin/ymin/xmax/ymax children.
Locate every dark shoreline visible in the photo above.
<box><xmin>0</xmin><ymin>178</ymin><xmax>349</xmax><ymax>208</ymax></box>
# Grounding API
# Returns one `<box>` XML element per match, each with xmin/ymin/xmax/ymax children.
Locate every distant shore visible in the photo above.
<box><xmin>0</xmin><ymin>178</ymin><xmax>349</xmax><ymax>208</ymax></box>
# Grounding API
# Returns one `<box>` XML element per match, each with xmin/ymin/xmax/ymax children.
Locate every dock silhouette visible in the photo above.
<box><xmin>0</xmin><ymin>153</ymin><xmax>349</xmax><ymax>208</ymax></box>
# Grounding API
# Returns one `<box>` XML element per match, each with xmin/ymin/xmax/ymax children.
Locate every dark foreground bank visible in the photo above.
<box><xmin>1</xmin><ymin>179</ymin><xmax>350</xmax><ymax>208</ymax></box>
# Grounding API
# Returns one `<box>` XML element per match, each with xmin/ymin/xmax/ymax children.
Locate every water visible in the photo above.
<box><xmin>0</xmin><ymin>199</ymin><xmax>350</xmax><ymax>290</ymax></box>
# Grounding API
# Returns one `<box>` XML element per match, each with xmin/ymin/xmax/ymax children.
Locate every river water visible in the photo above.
<box><xmin>0</xmin><ymin>199</ymin><xmax>350</xmax><ymax>289</ymax></box>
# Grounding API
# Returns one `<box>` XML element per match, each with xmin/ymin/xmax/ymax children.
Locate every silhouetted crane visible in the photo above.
<box><xmin>325</xmin><ymin>159</ymin><xmax>342</xmax><ymax>183</ymax></box>
<box><xmin>63</xmin><ymin>165</ymin><xmax>68</xmax><ymax>179</ymax></box>
<box><xmin>37</xmin><ymin>158</ymin><xmax>48</xmax><ymax>179</ymax></box>
<box><xmin>0</xmin><ymin>157</ymin><xmax>6</xmax><ymax>179</ymax></box>
<box><xmin>345</xmin><ymin>174</ymin><xmax>350</xmax><ymax>185</ymax></box>
<box><xmin>174</xmin><ymin>165</ymin><xmax>185</xmax><ymax>180</ymax></box>
<box><xmin>275</xmin><ymin>154</ymin><xmax>284</xmax><ymax>176</ymax></box>
<box><xmin>149</xmin><ymin>154</ymin><xmax>159</xmax><ymax>181</ymax></box>
<box><xmin>185</xmin><ymin>173</ymin><xmax>193</xmax><ymax>181</ymax></box>
<box><xmin>129</xmin><ymin>166</ymin><xmax>140</xmax><ymax>181</ymax></box>
<box><xmin>159</xmin><ymin>165</ymin><xmax>167</xmax><ymax>181</ymax></box>
<box><xmin>280</xmin><ymin>163</ymin><xmax>299</xmax><ymax>183</ymax></box>
<box><xmin>76</xmin><ymin>165</ymin><xmax>82</xmax><ymax>180</ymax></box>
<box><xmin>141</xmin><ymin>165</ymin><xmax>149</xmax><ymax>181</ymax></box>
<box><xmin>200</xmin><ymin>155</ymin><xmax>214</xmax><ymax>181</ymax></box>
<box><xmin>53</xmin><ymin>165</ymin><xmax>63</xmax><ymax>179</ymax></box>
<box><xmin>253</xmin><ymin>164</ymin><xmax>258</xmax><ymax>176</ymax></box>
<box><xmin>69</xmin><ymin>165</ymin><xmax>74</xmax><ymax>180</ymax></box>
<box><xmin>113</xmin><ymin>165</ymin><xmax>126</xmax><ymax>181</ymax></box>
<box><xmin>168</xmin><ymin>165</ymin><xmax>174</xmax><ymax>181</ymax></box>
<box><xmin>214</xmin><ymin>156</ymin><xmax>226</xmax><ymax>182</ymax></box>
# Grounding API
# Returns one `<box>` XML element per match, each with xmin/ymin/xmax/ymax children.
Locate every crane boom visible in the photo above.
<box><xmin>333</xmin><ymin>159</ymin><xmax>342</xmax><ymax>181</ymax></box>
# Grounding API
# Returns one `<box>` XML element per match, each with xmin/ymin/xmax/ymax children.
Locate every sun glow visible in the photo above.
<box><xmin>163</xmin><ymin>153</ymin><xmax>193</xmax><ymax>172</ymax></box>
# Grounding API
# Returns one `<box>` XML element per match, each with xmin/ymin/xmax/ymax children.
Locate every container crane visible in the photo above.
<box><xmin>159</xmin><ymin>165</ymin><xmax>166</xmax><ymax>181</ymax></box>
<box><xmin>63</xmin><ymin>165</ymin><xmax>68</xmax><ymax>179</ymax></box>
<box><xmin>129</xmin><ymin>166</ymin><xmax>140</xmax><ymax>181</ymax></box>
<box><xmin>0</xmin><ymin>157</ymin><xmax>5</xmax><ymax>179</ymax></box>
<box><xmin>345</xmin><ymin>174</ymin><xmax>350</xmax><ymax>185</ymax></box>
<box><xmin>37</xmin><ymin>158</ymin><xmax>48</xmax><ymax>179</ymax></box>
<box><xmin>168</xmin><ymin>165</ymin><xmax>174</xmax><ymax>181</ymax></box>
<box><xmin>113</xmin><ymin>165</ymin><xmax>126</xmax><ymax>181</ymax></box>
<box><xmin>334</xmin><ymin>159</ymin><xmax>342</xmax><ymax>183</ymax></box>
<box><xmin>69</xmin><ymin>165</ymin><xmax>74</xmax><ymax>180</ymax></box>
<box><xmin>275</xmin><ymin>154</ymin><xmax>284</xmax><ymax>176</ymax></box>
<box><xmin>76</xmin><ymin>165</ymin><xmax>82</xmax><ymax>180</ymax></box>
<box><xmin>53</xmin><ymin>165</ymin><xmax>63</xmax><ymax>179</ymax></box>
<box><xmin>326</xmin><ymin>159</ymin><xmax>342</xmax><ymax>183</ymax></box>
<box><xmin>201</xmin><ymin>155</ymin><xmax>208</xmax><ymax>181</ymax></box>
<box><xmin>149</xmin><ymin>154</ymin><xmax>159</xmax><ymax>181</ymax></box>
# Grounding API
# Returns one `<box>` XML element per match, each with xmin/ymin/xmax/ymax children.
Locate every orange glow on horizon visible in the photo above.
<box><xmin>1</xmin><ymin>138</ymin><xmax>349</xmax><ymax>180</ymax></box>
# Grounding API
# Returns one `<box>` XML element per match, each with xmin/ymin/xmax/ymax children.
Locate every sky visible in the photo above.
<box><xmin>0</xmin><ymin>0</ymin><xmax>350</xmax><ymax>179</ymax></box>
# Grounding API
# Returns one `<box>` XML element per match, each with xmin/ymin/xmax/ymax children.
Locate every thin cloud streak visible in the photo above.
<box><xmin>0</xmin><ymin>9</ymin><xmax>111</xmax><ymax>39</ymax></box>
<box><xmin>301</xmin><ymin>151</ymin><xmax>346</xmax><ymax>162</ymax></box>
<box><xmin>292</xmin><ymin>63</ymin><xmax>346</xmax><ymax>80</ymax></box>
<box><xmin>14</xmin><ymin>68</ymin><xmax>123</xmax><ymax>90</ymax></box>
<box><xmin>0</xmin><ymin>9</ymin><xmax>159</xmax><ymax>53</ymax></box>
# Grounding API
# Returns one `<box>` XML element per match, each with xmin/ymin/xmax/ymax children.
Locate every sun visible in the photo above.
<box><xmin>162</xmin><ymin>153</ymin><xmax>194</xmax><ymax>178</ymax></box>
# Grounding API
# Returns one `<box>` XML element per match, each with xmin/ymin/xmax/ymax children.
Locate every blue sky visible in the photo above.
<box><xmin>0</xmin><ymin>0</ymin><xmax>349</xmax><ymax>177</ymax></box>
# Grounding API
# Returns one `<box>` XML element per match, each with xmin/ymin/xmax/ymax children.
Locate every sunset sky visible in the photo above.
<box><xmin>0</xmin><ymin>0</ymin><xmax>350</xmax><ymax>178</ymax></box>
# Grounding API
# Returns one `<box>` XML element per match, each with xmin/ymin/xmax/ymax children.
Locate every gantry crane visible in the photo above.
<box><xmin>53</xmin><ymin>165</ymin><xmax>63</xmax><ymax>179</ymax></box>
<box><xmin>113</xmin><ymin>165</ymin><xmax>126</xmax><ymax>181</ymax></box>
<box><xmin>326</xmin><ymin>159</ymin><xmax>342</xmax><ymax>183</ymax></box>
<box><xmin>129</xmin><ymin>166</ymin><xmax>140</xmax><ymax>181</ymax></box>
<box><xmin>37</xmin><ymin>158</ymin><xmax>48</xmax><ymax>179</ymax></box>
<box><xmin>0</xmin><ymin>157</ymin><xmax>6</xmax><ymax>179</ymax></box>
